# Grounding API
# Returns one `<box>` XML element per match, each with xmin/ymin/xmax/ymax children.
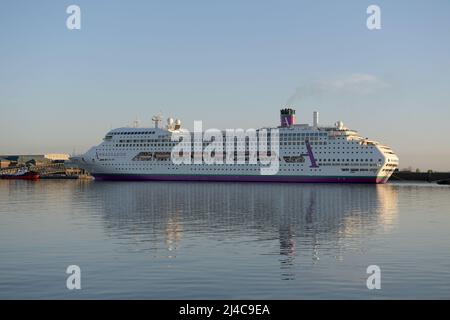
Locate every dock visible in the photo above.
<box><xmin>389</xmin><ymin>171</ymin><xmax>450</xmax><ymax>182</ymax></box>
<box><xmin>0</xmin><ymin>154</ymin><xmax>92</xmax><ymax>180</ymax></box>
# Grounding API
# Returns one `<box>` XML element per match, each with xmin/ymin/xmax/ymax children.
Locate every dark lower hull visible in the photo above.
<box><xmin>91</xmin><ymin>174</ymin><xmax>388</xmax><ymax>184</ymax></box>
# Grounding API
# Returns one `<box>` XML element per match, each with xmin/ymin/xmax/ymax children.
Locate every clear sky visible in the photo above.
<box><xmin>1</xmin><ymin>0</ymin><xmax>449</xmax><ymax>170</ymax></box>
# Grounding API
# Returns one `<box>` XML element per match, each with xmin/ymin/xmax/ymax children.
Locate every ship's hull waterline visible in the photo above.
<box><xmin>92</xmin><ymin>173</ymin><xmax>389</xmax><ymax>184</ymax></box>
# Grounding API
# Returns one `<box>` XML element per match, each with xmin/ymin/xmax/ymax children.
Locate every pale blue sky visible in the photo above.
<box><xmin>1</xmin><ymin>0</ymin><xmax>450</xmax><ymax>170</ymax></box>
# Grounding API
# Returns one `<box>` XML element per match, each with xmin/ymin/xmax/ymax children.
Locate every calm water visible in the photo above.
<box><xmin>0</xmin><ymin>180</ymin><xmax>449</xmax><ymax>299</ymax></box>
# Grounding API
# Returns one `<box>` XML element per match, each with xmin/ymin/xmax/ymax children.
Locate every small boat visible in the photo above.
<box><xmin>1</xmin><ymin>168</ymin><xmax>40</xmax><ymax>181</ymax></box>
<box><xmin>436</xmin><ymin>179</ymin><xmax>450</xmax><ymax>185</ymax></box>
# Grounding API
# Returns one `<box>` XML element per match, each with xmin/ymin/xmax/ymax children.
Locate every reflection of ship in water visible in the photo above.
<box><xmin>85</xmin><ymin>182</ymin><xmax>398</xmax><ymax>279</ymax></box>
<box><xmin>165</xmin><ymin>213</ymin><xmax>183</xmax><ymax>254</ymax></box>
<box><xmin>273</xmin><ymin>185</ymin><xmax>398</xmax><ymax>279</ymax></box>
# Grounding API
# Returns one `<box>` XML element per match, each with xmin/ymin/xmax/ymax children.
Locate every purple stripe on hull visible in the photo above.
<box><xmin>92</xmin><ymin>174</ymin><xmax>388</xmax><ymax>184</ymax></box>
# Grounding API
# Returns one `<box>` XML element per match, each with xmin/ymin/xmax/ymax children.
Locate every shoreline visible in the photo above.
<box><xmin>389</xmin><ymin>171</ymin><xmax>450</xmax><ymax>182</ymax></box>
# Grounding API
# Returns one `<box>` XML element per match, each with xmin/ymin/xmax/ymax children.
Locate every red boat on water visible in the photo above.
<box><xmin>1</xmin><ymin>168</ymin><xmax>40</xmax><ymax>181</ymax></box>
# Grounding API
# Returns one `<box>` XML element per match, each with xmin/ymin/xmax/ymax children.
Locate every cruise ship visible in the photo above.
<box><xmin>73</xmin><ymin>108</ymin><xmax>399</xmax><ymax>183</ymax></box>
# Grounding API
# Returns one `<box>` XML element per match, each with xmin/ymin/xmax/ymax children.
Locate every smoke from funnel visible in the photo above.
<box><xmin>285</xmin><ymin>83</ymin><xmax>325</xmax><ymax>106</ymax></box>
<box><xmin>286</xmin><ymin>74</ymin><xmax>387</xmax><ymax>106</ymax></box>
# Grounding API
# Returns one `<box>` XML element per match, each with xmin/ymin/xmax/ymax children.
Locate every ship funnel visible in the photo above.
<box><xmin>313</xmin><ymin>111</ymin><xmax>319</xmax><ymax>128</ymax></box>
<box><xmin>280</xmin><ymin>108</ymin><xmax>296</xmax><ymax>127</ymax></box>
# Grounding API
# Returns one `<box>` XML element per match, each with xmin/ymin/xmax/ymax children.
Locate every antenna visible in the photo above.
<box><xmin>133</xmin><ymin>118</ymin><xmax>140</xmax><ymax>128</ymax></box>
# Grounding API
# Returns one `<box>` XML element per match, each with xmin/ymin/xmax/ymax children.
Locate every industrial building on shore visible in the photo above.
<box><xmin>0</xmin><ymin>154</ymin><xmax>70</xmax><ymax>167</ymax></box>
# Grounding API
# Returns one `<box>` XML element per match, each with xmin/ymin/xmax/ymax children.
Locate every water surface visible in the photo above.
<box><xmin>0</xmin><ymin>180</ymin><xmax>449</xmax><ymax>299</ymax></box>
